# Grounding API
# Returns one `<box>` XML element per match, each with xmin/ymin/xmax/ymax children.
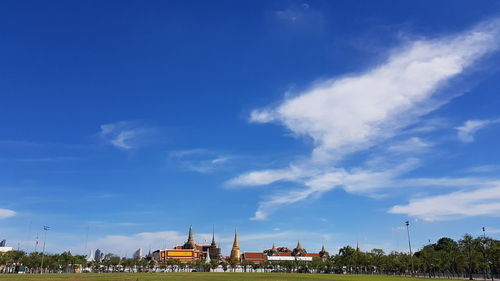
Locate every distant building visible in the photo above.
<box><xmin>86</xmin><ymin>249</ymin><xmax>94</xmax><ymax>262</ymax></box>
<box><xmin>157</xmin><ymin>226</ymin><xmax>221</xmax><ymax>263</ymax></box>
<box><xmin>209</xmin><ymin>230</ymin><xmax>221</xmax><ymax>260</ymax></box>
<box><xmin>94</xmin><ymin>249</ymin><xmax>103</xmax><ymax>262</ymax></box>
<box><xmin>132</xmin><ymin>248</ymin><xmax>142</xmax><ymax>260</ymax></box>
<box><xmin>319</xmin><ymin>245</ymin><xmax>330</xmax><ymax>259</ymax></box>
<box><xmin>0</xmin><ymin>239</ymin><xmax>12</xmax><ymax>252</ymax></box>
<box><xmin>0</xmin><ymin>247</ymin><xmax>13</xmax><ymax>253</ymax></box>
<box><xmin>151</xmin><ymin>250</ymin><xmax>160</xmax><ymax>261</ymax></box>
<box><xmin>242</xmin><ymin>242</ymin><xmax>324</xmax><ymax>263</ymax></box>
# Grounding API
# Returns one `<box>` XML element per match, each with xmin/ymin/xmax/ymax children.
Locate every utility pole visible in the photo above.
<box><xmin>40</xmin><ymin>226</ymin><xmax>50</xmax><ymax>274</ymax></box>
<box><xmin>406</xmin><ymin>221</ymin><xmax>415</xmax><ymax>277</ymax></box>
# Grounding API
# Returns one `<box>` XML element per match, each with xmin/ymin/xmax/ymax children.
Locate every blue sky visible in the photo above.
<box><xmin>1</xmin><ymin>0</ymin><xmax>500</xmax><ymax>257</ymax></box>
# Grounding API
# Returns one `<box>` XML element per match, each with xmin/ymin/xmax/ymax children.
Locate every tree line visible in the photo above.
<box><xmin>0</xmin><ymin>233</ymin><xmax>498</xmax><ymax>278</ymax></box>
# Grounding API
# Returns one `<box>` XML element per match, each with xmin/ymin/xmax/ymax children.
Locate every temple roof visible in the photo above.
<box><xmin>292</xmin><ymin>240</ymin><xmax>307</xmax><ymax>256</ymax></box>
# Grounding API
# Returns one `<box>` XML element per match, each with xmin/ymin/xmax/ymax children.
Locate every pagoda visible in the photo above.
<box><xmin>229</xmin><ymin>230</ymin><xmax>241</xmax><ymax>261</ymax></box>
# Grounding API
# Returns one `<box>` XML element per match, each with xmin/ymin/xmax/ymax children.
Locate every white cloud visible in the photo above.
<box><xmin>248</xmin><ymin>160</ymin><xmax>417</xmax><ymax>220</ymax></box>
<box><xmin>233</xmin><ymin>19</ymin><xmax>500</xmax><ymax>220</ymax></box>
<box><xmin>168</xmin><ymin>149</ymin><xmax>232</xmax><ymax>173</ymax></box>
<box><xmin>387</xmin><ymin>137</ymin><xmax>432</xmax><ymax>154</ymax></box>
<box><xmin>274</xmin><ymin>3</ymin><xmax>321</xmax><ymax>25</ymax></box>
<box><xmin>456</xmin><ymin>119</ymin><xmax>500</xmax><ymax>143</ymax></box>
<box><xmin>485</xmin><ymin>228</ymin><xmax>500</xmax><ymax>234</ymax></box>
<box><xmin>251</xmin><ymin>21</ymin><xmax>500</xmax><ymax>162</ymax></box>
<box><xmin>227</xmin><ymin>165</ymin><xmax>306</xmax><ymax>186</ymax></box>
<box><xmin>99</xmin><ymin>121</ymin><xmax>156</xmax><ymax>150</ymax></box>
<box><xmin>390</xmin><ymin>185</ymin><xmax>500</xmax><ymax>221</ymax></box>
<box><xmin>464</xmin><ymin>165</ymin><xmax>500</xmax><ymax>173</ymax></box>
<box><xmin>0</xmin><ymin>209</ymin><xmax>16</xmax><ymax>219</ymax></box>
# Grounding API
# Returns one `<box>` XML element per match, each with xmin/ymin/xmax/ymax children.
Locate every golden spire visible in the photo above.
<box><xmin>183</xmin><ymin>225</ymin><xmax>196</xmax><ymax>249</ymax></box>
<box><xmin>230</xmin><ymin>229</ymin><xmax>240</xmax><ymax>261</ymax></box>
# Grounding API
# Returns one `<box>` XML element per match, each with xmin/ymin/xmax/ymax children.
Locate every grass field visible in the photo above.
<box><xmin>0</xmin><ymin>273</ymin><xmax>438</xmax><ymax>281</ymax></box>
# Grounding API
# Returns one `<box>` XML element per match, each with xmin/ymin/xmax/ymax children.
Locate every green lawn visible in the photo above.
<box><xmin>0</xmin><ymin>273</ymin><xmax>437</xmax><ymax>281</ymax></box>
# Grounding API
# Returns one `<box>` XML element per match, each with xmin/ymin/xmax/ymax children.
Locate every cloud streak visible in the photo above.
<box><xmin>232</xmin><ymin>19</ymin><xmax>500</xmax><ymax>220</ymax></box>
<box><xmin>168</xmin><ymin>149</ymin><xmax>232</xmax><ymax>173</ymax></box>
<box><xmin>390</xmin><ymin>184</ymin><xmax>500</xmax><ymax>221</ymax></box>
<box><xmin>0</xmin><ymin>209</ymin><xmax>16</xmax><ymax>219</ymax></box>
<box><xmin>99</xmin><ymin>121</ymin><xmax>156</xmax><ymax>150</ymax></box>
<box><xmin>456</xmin><ymin>118</ymin><xmax>500</xmax><ymax>143</ymax></box>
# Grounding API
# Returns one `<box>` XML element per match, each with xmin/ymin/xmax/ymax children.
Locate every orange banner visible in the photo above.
<box><xmin>167</xmin><ymin>251</ymin><xmax>193</xmax><ymax>257</ymax></box>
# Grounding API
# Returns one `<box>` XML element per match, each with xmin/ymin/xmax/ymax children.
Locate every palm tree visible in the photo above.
<box><xmin>210</xmin><ymin>259</ymin><xmax>219</xmax><ymax>272</ymax></box>
<box><xmin>221</xmin><ymin>261</ymin><xmax>228</xmax><ymax>272</ymax></box>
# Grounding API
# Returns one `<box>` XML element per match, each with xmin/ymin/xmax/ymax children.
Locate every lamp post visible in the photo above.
<box><xmin>40</xmin><ymin>226</ymin><xmax>50</xmax><ymax>274</ymax></box>
<box><xmin>405</xmin><ymin>221</ymin><xmax>415</xmax><ymax>277</ymax></box>
<box><xmin>482</xmin><ymin>227</ymin><xmax>493</xmax><ymax>281</ymax></box>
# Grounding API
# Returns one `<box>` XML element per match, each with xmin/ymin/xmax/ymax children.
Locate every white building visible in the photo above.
<box><xmin>0</xmin><ymin>247</ymin><xmax>13</xmax><ymax>253</ymax></box>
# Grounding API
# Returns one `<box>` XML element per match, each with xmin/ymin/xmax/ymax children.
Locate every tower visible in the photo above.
<box><xmin>319</xmin><ymin>245</ymin><xmax>330</xmax><ymax>259</ymax></box>
<box><xmin>230</xmin><ymin>230</ymin><xmax>240</xmax><ymax>262</ymax></box>
<box><xmin>292</xmin><ymin>240</ymin><xmax>307</xmax><ymax>256</ymax></box>
<box><xmin>267</xmin><ymin>243</ymin><xmax>279</xmax><ymax>256</ymax></box>
<box><xmin>205</xmin><ymin>248</ymin><xmax>211</xmax><ymax>264</ymax></box>
<box><xmin>183</xmin><ymin>226</ymin><xmax>196</xmax><ymax>249</ymax></box>
<box><xmin>209</xmin><ymin>226</ymin><xmax>221</xmax><ymax>260</ymax></box>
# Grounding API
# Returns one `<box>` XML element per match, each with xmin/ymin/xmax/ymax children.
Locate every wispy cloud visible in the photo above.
<box><xmin>485</xmin><ymin>228</ymin><xmax>500</xmax><ymax>234</ymax></box>
<box><xmin>0</xmin><ymin>209</ymin><xmax>16</xmax><ymax>219</ymax></box>
<box><xmin>456</xmin><ymin>118</ymin><xmax>500</xmax><ymax>143</ymax></box>
<box><xmin>390</xmin><ymin>184</ymin><xmax>500</xmax><ymax>221</ymax></box>
<box><xmin>15</xmin><ymin>157</ymin><xmax>81</xmax><ymax>163</ymax></box>
<box><xmin>232</xmin><ymin>19</ymin><xmax>500</xmax><ymax>220</ymax></box>
<box><xmin>168</xmin><ymin>149</ymin><xmax>232</xmax><ymax>173</ymax></box>
<box><xmin>275</xmin><ymin>3</ymin><xmax>320</xmax><ymax>24</ymax></box>
<box><xmin>99</xmin><ymin>121</ymin><xmax>156</xmax><ymax>150</ymax></box>
<box><xmin>387</xmin><ymin>137</ymin><xmax>432</xmax><ymax>154</ymax></box>
<box><xmin>464</xmin><ymin>165</ymin><xmax>500</xmax><ymax>173</ymax></box>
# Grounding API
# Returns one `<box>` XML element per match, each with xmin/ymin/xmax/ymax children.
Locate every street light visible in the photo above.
<box><xmin>482</xmin><ymin>227</ymin><xmax>493</xmax><ymax>281</ymax></box>
<box><xmin>405</xmin><ymin>221</ymin><xmax>415</xmax><ymax>277</ymax></box>
<box><xmin>40</xmin><ymin>226</ymin><xmax>50</xmax><ymax>274</ymax></box>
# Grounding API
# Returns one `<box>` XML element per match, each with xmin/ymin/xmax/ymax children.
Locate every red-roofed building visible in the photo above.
<box><xmin>242</xmin><ymin>242</ymin><xmax>327</xmax><ymax>263</ymax></box>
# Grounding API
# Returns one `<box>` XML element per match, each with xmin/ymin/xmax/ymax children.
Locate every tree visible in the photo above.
<box><xmin>209</xmin><ymin>259</ymin><xmax>219</xmax><ymax>272</ymax></box>
<box><xmin>418</xmin><ymin>244</ymin><xmax>439</xmax><ymax>278</ymax></box>
<box><xmin>228</xmin><ymin>259</ymin><xmax>238</xmax><ymax>272</ymax></box>
<box><xmin>459</xmin><ymin>234</ymin><xmax>481</xmax><ymax>280</ymax></box>
<box><xmin>251</xmin><ymin>261</ymin><xmax>260</xmax><ymax>272</ymax></box>
<box><xmin>221</xmin><ymin>261</ymin><xmax>228</xmax><ymax>272</ymax></box>
<box><xmin>370</xmin><ymin>249</ymin><xmax>385</xmax><ymax>273</ymax></box>
<box><xmin>240</xmin><ymin>260</ymin><xmax>250</xmax><ymax>272</ymax></box>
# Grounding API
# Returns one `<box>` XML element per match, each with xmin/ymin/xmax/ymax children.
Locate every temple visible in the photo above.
<box><xmin>242</xmin><ymin>241</ymin><xmax>327</xmax><ymax>263</ymax></box>
<box><xmin>229</xmin><ymin>230</ymin><xmax>240</xmax><ymax>261</ymax></box>
<box><xmin>157</xmin><ymin>226</ymin><xmax>221</xmax><ymax>263</ymax></box>
<box><xmin>153</xmin><ymin>226</ymin><xmax>328</xmax><ymax>265</ymax></box>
